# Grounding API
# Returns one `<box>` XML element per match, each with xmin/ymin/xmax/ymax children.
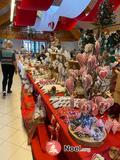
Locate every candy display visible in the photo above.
<box><xmin>68</xmin><ymin>114</ymin><xmax>106</xmax><ymax>147</ymax></box>
<box><xmin>37</xmin><ymin>79</ymin><xmax>55</xmax><ymax>86</ymax></box>
<box><xmin>112</xmin><ymin>120</ymin><xmax>120</xmax><ymax>134</ymax></box>
<box><xmin>105</xmin><ymin>118</ymin><xmax>120</xmax><ymax>134</ymax></box>
<box><xmin>56</xmin><ymin>107</ymin><xmax>81</xmax><ymax>123</ymax></box>
<box><xmin>105</xmin><ymin>118</ymin><xmax>113</xmax><ymax>134</ymax></box>
<box><xmin>49</xmin><ymin>96</ymin><xmax>80</xmax><ymax>109</ymax></box>
<box><xmin>91</xmin><ymin>154</ymin><xmax>105</xmax><ymax>160</ymax></box>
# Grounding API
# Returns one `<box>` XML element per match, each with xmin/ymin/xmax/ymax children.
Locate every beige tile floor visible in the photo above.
<box><xmin>0</xmin><ymin>69</ymin><xmax>33</xmax><ymax>160</ymax></box>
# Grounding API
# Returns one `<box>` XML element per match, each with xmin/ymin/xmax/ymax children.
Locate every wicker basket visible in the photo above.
<box><xmin>68</xmin><ymin>125</ymin><xmax>107</xmax><ymax>147</ymax></box>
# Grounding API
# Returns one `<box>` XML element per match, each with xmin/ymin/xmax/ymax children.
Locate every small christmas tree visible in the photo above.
<box><xmin>100</xmin><ymin>32</ymin><xmax>106</xmax><ymax>53</ymax></box>
<box><xmin>95</xmin><ymin>0</ymin><xmax>117</xmax><ymax>61</ymax></box>
<box><xmin>97</xmin><ymin>0</ymin><xmax>115</xmax><ymax>28</ymax></box>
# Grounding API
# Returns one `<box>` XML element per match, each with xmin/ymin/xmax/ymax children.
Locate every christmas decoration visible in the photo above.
<box><xmin>100</xmin><ymin>30</ymin><xmax>120</xmax><ymax>61</ymax></box>
<box><xmin>96</xmin><ymin>0</ymin><xmax>115</xmax><ymax>28</ymax></box>
<box><xmin>95</xmin><ymin>0</ymin><xmax>118</xmax><ymax>58</ymax></box>
<box><xmin>69</xmin><ymin>113</ymin><xmax>106</xmax><ymax>147</ymax></box>
<box><xmin>47</xmin><ymin>115</ymin><xmax>61</xmax><ymax>156</ymax></box>
<box><xmin>105</xmin><ymin>118</ymin><xmax>120</xmax><ymax>134</ymax></box>
<box><xmin>66</xmin><ymin>44</ymin><xmax>114</xmax><ymax>115</ymax></box>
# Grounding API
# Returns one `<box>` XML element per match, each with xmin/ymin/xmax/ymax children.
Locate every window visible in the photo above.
<box><xmin>23</xmin><ymin>40</ymin><xmax>45</xmax><ymax>53</ymax></box>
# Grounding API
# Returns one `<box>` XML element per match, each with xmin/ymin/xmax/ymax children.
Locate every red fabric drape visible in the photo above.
<box><xmin>55</xmin><ymin>17</ymin><xmax>78</xmax><ymax>31</ymax></box>
<box><xmin>20</xmin><ymin>0</ymin><xmax>53</xmax><ymax>11</ymax></box>
<box><xmin>75</xmin><ymin>11</ymin><xmax>86</xmax><ymax>21</ymax></box>
<box><xmin>76</xmin><ymin>0</ymin><xmax>120</xmax><ymax>22</ymax></box>
<box><xmin>55</xmin><ymin>0</ymin><xmax>120</xmax><ymax>30</ymax></box>
<box><xmin>14</xmin><ymin>5</ymin><xmax>37</xmax><ymax>26</ymax></box>
<box><xmin>110</xmin><ymin>0</ymin><xmax>120</xmax><ymax>9</ymax></box>
<box><xmin>77</xmin><ymin>0</ymin><xmax>104</xmax><ymax>22</ymax></box>
<box><xmin>14</xmin><ymin>0</ymin><xmax>120</xmax><ymax>29</ymax></box>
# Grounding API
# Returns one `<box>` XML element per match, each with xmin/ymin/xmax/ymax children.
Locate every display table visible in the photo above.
<box><xmin>24</xmin><ymin>72</ymin><xmax>120</xmax><ymax>160</ymax></box>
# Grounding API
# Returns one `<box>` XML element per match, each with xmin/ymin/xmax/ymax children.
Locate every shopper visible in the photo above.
<box><xmin>20</xmin><ymin>46</ymin><xmax>27</xmax><ymax>54</ymax></box>
<box><xmin>0</xmin><ymin>40</ymin><xmax>17</xmax><ymax>96</ymax></box>
<box><xmin>37</xmin><ymin>45</ymin><xmax>47</xmax><ymax>61</ymax></box>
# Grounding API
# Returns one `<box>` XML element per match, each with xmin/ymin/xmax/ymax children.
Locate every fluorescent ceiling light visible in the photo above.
<box><xmin>10</xmin><ymin>0</ymin><xmax>15</xmax><ymax>22</ymax></box>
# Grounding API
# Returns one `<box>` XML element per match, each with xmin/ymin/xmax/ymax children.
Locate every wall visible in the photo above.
<box><xmin>61</xmin><ymin>41</ymin><xmax>78</xmax><ymax>51</ymax></box>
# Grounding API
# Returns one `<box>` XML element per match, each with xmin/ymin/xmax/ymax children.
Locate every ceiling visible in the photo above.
<box><xmin>0</xmin><ymin>0</ymin><xmax>120</xmax><ymax>41</ymax></box>
<box><xmin>0</xmin><ymin>0</ymin><xmax>97</xmax><ymax>28</ymax></box>
<box><xmin>0</xmin><ymin>0</ymin><xmax>120</xmax><ymax>28</ymax></box>
<box><xmin>0</xmin><ymin>0</ymin><xmax>10</xmax><ymax>26</ymax></box>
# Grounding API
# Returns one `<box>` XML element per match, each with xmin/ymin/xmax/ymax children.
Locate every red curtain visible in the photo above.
<box><xmin>14</xmin><ymin>5</ymin><xmax>37</xmax><ymax>26</ymax></box>
<box><xmin>20</xmin><ymin>0</ymin><xmax>53</xmax><ymax>11</ymax></box>
<box><xmin>55</xmin><ymin>17</ymin><xmax>77</xmax><ymax>31</ymax></box>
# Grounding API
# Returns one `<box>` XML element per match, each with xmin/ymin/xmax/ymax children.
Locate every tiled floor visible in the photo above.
<box><xmin>0</xmin><ymin>69</ymin><xmax>33</xmax><ymax>160</ymax></box>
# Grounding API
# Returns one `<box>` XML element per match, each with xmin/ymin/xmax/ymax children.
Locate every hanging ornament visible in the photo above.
<box><xmin>55</xmin><ymin>122</ymin><xmax>60</xmax><ymax>141</ymax></box>
<box><xmin>46</xmin><ymin>115</ymin><xmax>61</xmax><ymax>156</ymax></box>
<box><xmin>51</xmin><ymin>115</ymin><xmax>56</xmax><ymax>126</ymax></box>
<box><xmin>48</xmin><ymin>125</ymin><xmax>55</xmax><ymax>140</ymax></box>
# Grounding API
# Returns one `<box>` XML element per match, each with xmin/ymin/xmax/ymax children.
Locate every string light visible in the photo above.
<box><xmin>10</xmin><ymin>0</ymin><xmax>15</xmax><ymax>22</ymax></box>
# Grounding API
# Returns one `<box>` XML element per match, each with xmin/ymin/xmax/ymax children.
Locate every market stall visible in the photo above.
<box><xmin>27</xmin><ymin>72</ymin><xmax>120</xmax><ymax>160</ymax></box>
<box><xmin>18</xmin><ymin>42</ymin><xmax>120</xmax><ymax>160</ymax></box>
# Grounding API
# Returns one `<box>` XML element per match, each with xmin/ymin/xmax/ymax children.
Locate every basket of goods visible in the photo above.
<box><xmin>68</xmin><ymin>113</ymin><xmax>106</xmax><ymax>147</ymax></box>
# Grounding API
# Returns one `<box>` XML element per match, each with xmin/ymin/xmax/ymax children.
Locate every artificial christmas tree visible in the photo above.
<box><xmin>96</xmin><ymin>0</ymin><xmax>115</xmax><ymax>28</ymax></box>
<box><xmin>95</xmin><ymin>0</ymin><xmax>117</xmax><ymax>62</ymax></box>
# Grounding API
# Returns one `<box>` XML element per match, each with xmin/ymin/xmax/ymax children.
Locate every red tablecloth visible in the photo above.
<box><xmin>27</xmin><ymin>73</ymin><xmax>120</xmax><ymax>160</ymax></box>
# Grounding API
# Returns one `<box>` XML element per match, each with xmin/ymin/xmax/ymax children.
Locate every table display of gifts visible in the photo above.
<box><xmin>19</xmin><ymin>41</ymin><xmax>120</xmax><ymax>160</ymax></box>
<box><xmin>65</xmin><ymin>43</ymin><xmax>117</xmax><ymax>147</ymax></box>
<box><xmin>18</xmin><ymin>53</ymin><xmax>67</xmax><ymax>96</ymax></box>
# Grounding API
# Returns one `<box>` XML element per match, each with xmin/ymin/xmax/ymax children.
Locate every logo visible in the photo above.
<box><xmin>46</xmin><ymin>140</ymin><xmax>61</xmax><ymax>156</ymax></box>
